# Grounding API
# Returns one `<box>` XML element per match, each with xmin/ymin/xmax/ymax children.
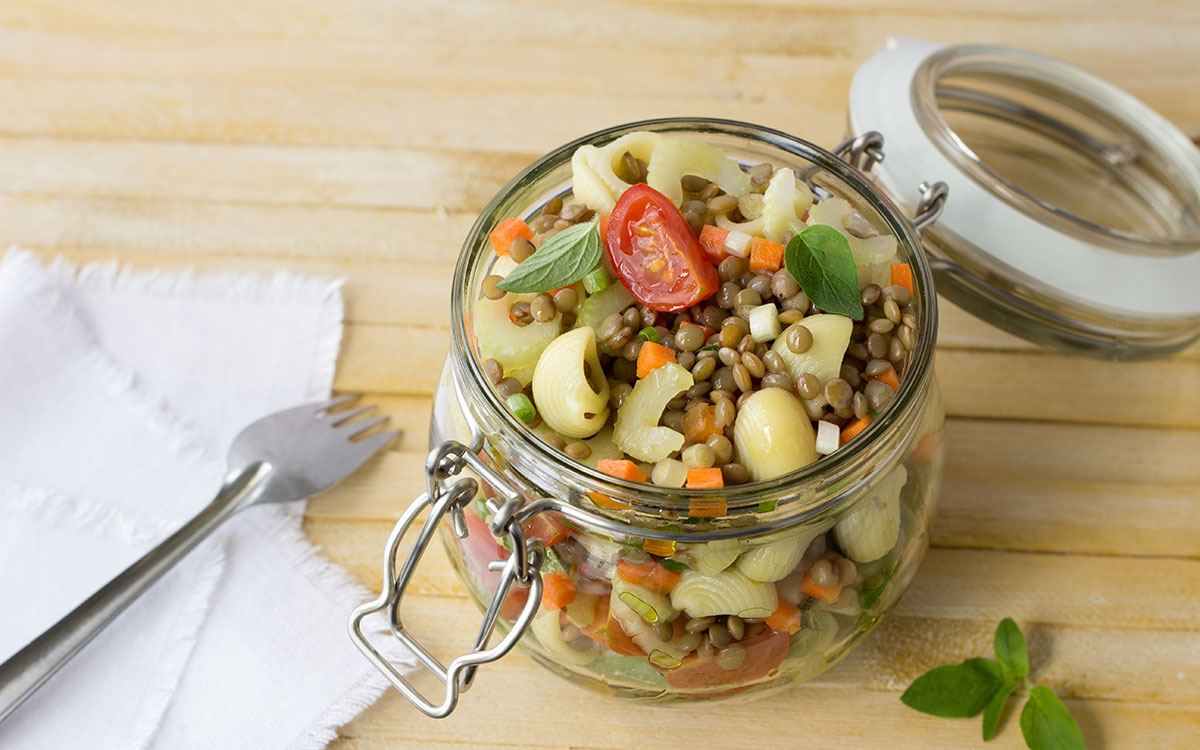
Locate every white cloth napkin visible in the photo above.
<box><xmin>0</xmin><ymin>249</ymin><xmax>410</xmax><ymax>749</ymax></box>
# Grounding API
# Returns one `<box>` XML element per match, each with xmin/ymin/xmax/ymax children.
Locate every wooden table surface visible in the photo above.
<box><xmin>5</xmin><ymin>2</ymin><xmax>1199</xmax><ymax>747</ymax></box>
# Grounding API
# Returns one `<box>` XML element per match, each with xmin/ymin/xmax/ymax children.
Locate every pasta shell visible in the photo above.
<box><xmin>668</xmin><ymin>568</ymin><xmax>778</xmax><ymax>619</ymax></box>
<box><xmin>834</xmin><ymin>465</ymin><xmax>908</xmax><ymax>563</ymax></box>
<box><xmin>532</xmin><ymin>327</ymin><xmax>610</xmax><ymax>439</ymax></box>
<box><xmin>735</xmin><ymin>522</ymin><xmax>833</xmax><ymax>582</ymax></box>
<box><xmin>732</xmin><ymin>388</ymin><xmax>818</xmax><ymax>483</ymax></box>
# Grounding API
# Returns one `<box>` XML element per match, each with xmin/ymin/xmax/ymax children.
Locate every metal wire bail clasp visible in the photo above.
<box><xmin>348</xmin><ymin>441</ymin><xmax>544</xmax><ymax>718</ymax></box>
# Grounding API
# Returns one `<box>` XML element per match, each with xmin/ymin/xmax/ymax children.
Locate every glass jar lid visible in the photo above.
<box><xmin>849</xmin><ymin>38</ymin><xmax>1200</xmax><ymax>360</ymax></box>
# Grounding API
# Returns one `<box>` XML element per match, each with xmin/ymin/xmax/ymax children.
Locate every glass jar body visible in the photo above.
<box><xmin>429</xmin><ymin>120</ymin><xmax>945</xmax><ymax>701</ymax></box>
<box><xmin>430</xmin><ymin>353</ymin><xmax>944</xmax><ymax>700</ymax></box>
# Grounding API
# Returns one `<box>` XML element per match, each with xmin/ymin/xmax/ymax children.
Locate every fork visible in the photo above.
<box><xmin>0</xmin><ymin>395</ymin><xmax>397</xmax><ymax>722</ymax></box>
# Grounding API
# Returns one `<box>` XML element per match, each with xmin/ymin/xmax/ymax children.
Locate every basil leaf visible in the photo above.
<box><xmin>901</xmin><ymin>657</ymin><xmax>1006</xmax><ymax>718</ymax></box>
<box><xmin>1020</xmin><ymin>686</ymin><xmax>1085</xmax><ymax>750</ymax></box>
<box><xmin>497</xmin><ymin>220</ymin><xmax>601</xmax><ymax>293</ymax></box>
<box><xmin>660</xmin><ymin>559</ymin><xmax>688</xmax><ymax>572</ymax></box>
<box><xmin>994</xmin><ymin>617</ymin><xmax>1029</xmax><ymax>679</ymax></box>
<box><xmin>784</xmin><ymin>225</ymin><xmax>864</xmax><ymax>320</ymax></box>
<box><xmin>982</xmin><ymin>678</ymin><xmax>1019</xmax><ymax>741</ymax></box>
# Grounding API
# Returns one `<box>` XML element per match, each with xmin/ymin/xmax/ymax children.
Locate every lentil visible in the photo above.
<box><xmin>824</xmin><ymin>378</ymin><xmax>853</xmax><ymax>409</ymax></box>
<box><xmin>510</xmin><ymin>237</ymin><xmax>536</xmax><ymax>263</ymax></box>
<box><xmin>721</xmin><ymin>462</ymin><xmax>749</xmax><ymax>484</ymax></box>
<box><xmin>716</xmin><ymin>642</ymin><xmax>746</xmax><ymax>671</ymax></box>
<box><xmin>685</xmin><ymin>616</ymin><xmax>715</xmax><ymax>633</ymax></box>
<box><xmin>732</xmin><ymin>363</ymin><xmax>753</xmax><ymax>392</ymax></box>
<box><xmin>868</xmin><ymin>317</ymin><xmax>895</xmax><ymax>334</ymax></box>
<box><xmin>883</xmin><ymin>284</ymin><xmax>912</xmax><ymax>306</ymax></box>
<box><xmin>495</xmin><ymin>377</ymin><xmax>522</xmax><ymax>399</ymax></box>
<box><xmin>761</xmin><ymin>372</ymin><xmax>792</xmax><ymax>390</ymax></box>
<box><xmin>860</xmin><ymin>284</ymin><xmax>881</xmax><ymax>306</ymax></box>
<box><xmin>726</xmin><ymin>615</ymin><xmax>745</xmax><ymax>641</ymax></box>
<box><xmin>531</xmin><ymin>293</ymin><xmax>557</xmax><ymax>323</ymax></box>
<box><xmin>481</xmin><ymin>274</ymin><xmax>506</xmax><ymax>300</ymax></box>
<box><xmin>771</xmin><ymin>269</ymin><xmax>801</xmax><ymax>299</ymax></box>
<box><xmin>692</xmin><ymin>356</ymin><xmax>717</xmax><ymax>381</ymax></box>
<box><xmin>741</xmin><ymin>351</ymin><xmax>766</xmax><ymax>378</ymax></box>
<box><xmin>708</xmin><ymin>622</ymin><xmax>732</xmax><ymax>649</ymax></box>
<box><xmin>509</xmin><ymin>300</ymin><xmax>532</xmax><ymax>325</ymax></box>
<box><xmin>787</xmin><ymin>325</ymin><xmax>814</xmax><ymax>354</ymax></box>
<box><xmin>553</xmin><ymin>287</ymin><xmax>578</xmax><ymax>312</ymax></box>
<box><xmin>796</xmin><ymin>373</ymin><xmax>821</xmax><ymax>399</ymax></box>
<box><xmin>883</xmin><ymin>298</ymin><xmax>902</xmax><ymax>325</ymax></box>
<box><xmin>483</xmin><ymin>358</ymin><xmax>503</xmax><ymax>384</ymax></box>
<box><xmin>864</xmin><ymin>380</ymin><xmax>895</xmax><ymax>411</ymax></box>
<box><xmin>564</xmin><ymin>442</ymin><xmax>591</xmax><ymax>460</ymax></box>
<box><xmin>714</xmin><ymin>396</ymin><xmax>736</xmax><ymax>428</ymax></box>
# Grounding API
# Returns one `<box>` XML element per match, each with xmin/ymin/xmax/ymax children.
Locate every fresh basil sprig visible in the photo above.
<box><xmin>901</xmin><ymin>618</ymin><xmax>1084</xmax><ymax>749</ymax></box>
<box><xmin>497</xmin><ymin>220</ymin><xmax>601</xmax><ymax>293</ymax></box>
<box><xmin>784</xmin><ymin>224</ymin><xmax>864</xmax><ymax>320</ymax></box>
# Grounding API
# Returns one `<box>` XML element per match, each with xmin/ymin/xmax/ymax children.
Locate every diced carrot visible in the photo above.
<box><xmin>685</xmin><ymin>467</ymin><xmax>724</xmax><ymax>489</ymax></box>
<box><xmin>801</xmin><ymin>571</ymin><xmax>843</xmax><ymax>605</ymax></box>
<box><xmin>748</xmin><ymin>237</ymin><xmax>786</xmax><ymax>272</ymax></box>
<box><xmin>542</xmin><ymin>571</ymin><xmax>576</xmax><ymax>610</ymax></box>
<box><xmin>689</xmin><ymin>498</ymin><xmax>726</xmax><ymax>518</ymax></box>
<box><xmin>595</xmin><ymin>459</ymin><xmax>648</xmax><ymax>483</ymax></box>
<box><xmin>604</xmin><ymin>611</ymin><xmax>645</xmax><ymax>656</ymax></box>
<box><xmin>636</xmin><ymin>341</ymin><xmax>677</xmax><ymax>378</ymax></box>
<box><xmin>598</xmin><ymin>212</ymin><xmax>611</xmax><ymax>242</ymax></box>
<box><xmin>682</xmin><ymin>402</ymin><xmax>723</xmax><ymax>444</ymax></box>
<box><xmin>765</xmin><ymin>597</ymin><xmax>804</xmax><ymax>635</ymax></box>
<box><xmin>890</xmin><ymin>263</ymin><xmax>914</xmax><ymax>295</ymax></box>
<box><xmin>489</xmin><ymin>217</ymin><xmax>534</xmax><ymax>256</ymax></box>
<box><xmin>870</xmin><ymin>367</ymin><xmax>901</xmax><ymax>391</ymax></box>
<box><xmin>588</xmin><ymin>491</ymin><xmax>631</xmax><ymax>510</ymax></box>
<box><xmin>841</xmin><ymin>416</ymin><xmax>872</xmax><ymax>444</ymax></box>
<box><xmin>643</xmin><ymin>538</ymin><xmax>676</xmax><ymax>557</ymax></box>
<box><xmin>686</xmin><ymin>468</ymin><xmax>726</xmax><ymax>517</ymax></box>
<box><xmin>617</xmin><ymin>560</ymin><xmax>681</xmax><ymax>594</ymax></box>
<box><xmin>698</xmin><ymin>224</ymin><xmax>731</xmax><ymax>264</ymax></box>
<box><xmin>906</xmin><ymin>433</ymin><xmax>936</xmax><ymax>467</ymax></box>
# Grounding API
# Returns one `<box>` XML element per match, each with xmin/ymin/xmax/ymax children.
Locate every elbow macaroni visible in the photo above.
<box><xmin>532</xmin><ymin>327</ymin><xmax>610</xmax><ymax>439</ymax></box>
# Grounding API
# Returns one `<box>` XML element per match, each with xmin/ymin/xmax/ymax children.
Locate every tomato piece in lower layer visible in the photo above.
<box><xmin>605</xmin><ymin>184</ymin><xmax>719</xmax><ymax>312</ymax></box>
<box><xmin>459</xmin><ymin>506</ymin><xmax>530</xmax><ymax>621</ymax></box>
<box><xmin>657</xmin><ymin>629</ymin><xmax>789</xmax><ymax>693</ymax></box>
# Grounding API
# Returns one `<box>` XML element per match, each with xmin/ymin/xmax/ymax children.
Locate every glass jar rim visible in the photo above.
<box><xmin>449</xmin><ymin>117</ymin><xmax>938</xmax><ymax>517</ymax></box>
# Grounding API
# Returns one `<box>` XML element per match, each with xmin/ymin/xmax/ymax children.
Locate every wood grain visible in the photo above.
<box><xmin>6</xmin><ymin>1</ymin><xmax>1199</xmax><ymax>747</ymax></box>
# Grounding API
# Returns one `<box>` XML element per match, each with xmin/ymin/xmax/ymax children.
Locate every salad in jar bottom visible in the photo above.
<box><xmin>440</xmin><ymin>130</ymin><xmax>943</xmax><ymax>698</ymax></box>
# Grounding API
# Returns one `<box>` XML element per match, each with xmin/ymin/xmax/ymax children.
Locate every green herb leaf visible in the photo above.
<box><xmin>784</xmin><ymin>225</ymin><xmax>864</xmax><ymax>320</ymax></box>
<box><xmin>982</xmin><ymin>679</ymin><xmax>1020</xmax><ymax>741</ymax></box>
<box><xmin>994</xmin><ymin>618</ymin><xmax>1029</xmax><ymax>679</ymax></box>
<box><xmin>498</xmin><ymin>220</ymin><xmax>601</xmax><ymax>293</ymax></box>
<box><xmin>660</xmin><ymin>559</ymin><xmax>688</xmax><ymax>572</ymax></box>
<box><xmin>901</xmin><ymin>658</ymin><xmax>1006</xmax><ymax>718</ymax></box>
<box><xmin>1019</xmin><ymin>686</ymin><xmax>1085</xmax><ymax>750</ymax></box>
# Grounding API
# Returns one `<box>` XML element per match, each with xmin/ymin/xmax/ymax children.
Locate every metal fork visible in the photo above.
<box><xmin>0</xmin><ymin>395</ymin><xmax>397</xmax><ymax>722</ymax></box>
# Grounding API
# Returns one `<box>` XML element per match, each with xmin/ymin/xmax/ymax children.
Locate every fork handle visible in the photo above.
<box><xmin>0</xmin><ymin>463</ymin><xmax>268</xmax><ymax>723</ymax></box>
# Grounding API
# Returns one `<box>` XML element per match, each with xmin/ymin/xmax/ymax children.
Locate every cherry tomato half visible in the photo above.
<box><xmin>605</xmin><ymin>184</ymin><xmax>720</xmax><ymax>312</ymax></box>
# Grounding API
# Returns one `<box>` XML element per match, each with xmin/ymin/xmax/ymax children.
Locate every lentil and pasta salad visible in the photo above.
<box><xmin>456</xmin><ymin>131</ymin><xmax>936</xmax><ymax>697</ymax></box>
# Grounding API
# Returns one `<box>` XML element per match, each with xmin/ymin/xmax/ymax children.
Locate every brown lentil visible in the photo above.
<box><xmin>532</xmin><ymin>214</ymin><xmax>557</xmax><ymax>232</ymax></box>
<box><xmin>531</xmin><ymin>293</ymin><xmax>557</xmax><ymax>323</ymax></box>
<box><xmin>771</xmin><ymin>269</ymin><xmax>801</xmax><ymax>299</ymax></box>
<box><xmin>883</xmin><ymin>298</ymin><xmax>902</xmax><ymax>325</ymax></box>
<box><xmin>732</xmin><ymin>363</ymin><xmax>753</xmax><ymax>392</ymax></box>
<box><xmin>735</xmin><ymin>390</ymin><xmax>753</xmax><ymax>409</ymax></box>
<box><xmin>786</xmin><ymin>325</ymin><xmax>814</xmax><ymax>354</ymax></box>
<box><xmin>888</xmin><ymin>335</ymin><xmax>905</xmax><ymax>363</ymax></box>
<box><xmin>726</xmin><ymin>615</ymin><xmax>745</xmax><ymax>641</ymax></box>
<box><xmin>711</xmin><ymin>367</ymin><xmax>737</xmax><ymax>393</ymax></box>
<box><xmin>898</xmin><ymin>323</ymin><xmax>916</xmax><ymax>351</ymax></box>
<box><xmin>736</xmin><ymin>288</ymin><xmax>762</xmax><ymax>308</ymax></box>
<box><xmin>762</xmin><ymin>350</ymin><xmax>786</xmax><ymax>374</ymax></box>
<box><xmin>676</xmin><ymin>631</ymin><xmax>703</xmax><ymax>653</ymax></box>
<box><xmin>610</xmin><ymin>382</ymin><xmax>633</xmax><ymax>409</ymax></box>
<box><xmin>598</xmin><ymin>312</ymin><xmax>623</xmax><ymax>342</ymax></box>
<box><xmin>542</xmin><ymin>196</ymin><xmax>563</xmax><ymax>215</ymax></box>
<box><xmin>883</xmin><ymin>284</ymin><xmax>912</xmax><ymax>306</ymax></box>
<box><xmin>687</xmin><ymin>382</ymin><xmax>713</xmax><ymax>400</ymax></box>
<box><xmin>717</xmin><ymin>281</ymin><xmax>741</xmax><ymax>310</ymax></box>
<box><xmin>706</xmin><ymin>434</ymin><xmax>734</xmax><ymax>464</ymax></box>
<box><xmin>867</xmin><ymin>332</ymin><xmax>889</xmax><ymax>359</ymax></box>
<box><xmin>824</xmin><ymin>377</ymin><xmax>853</xmax><ymax>409</ymax></box>
<box><xmin>781</xmin><ymin>291</ymin><xmax>810</xmax><ymax>312</ymax></box>
<box><xmin>869</xmin><ymin>317</ymin><xmax>895</xmax><ymax>334</ymax></box>
<box><xmin>847</xmin><ymin>342</ymin><xmax>870</xmax><ymax>361</ymax></box>
<box><xmin>777</xmin><ymin>309</ymin><xmax>805</xmax><ymax>325</ymax></box>
<box><xmin>662</xmin><ymin>410</ymin><xmax>685</xmax><ymax>433</ymax></box>
<box><xmin>852</xmin><ymin>391</ymin><xmax>869</xmax><ymax>420</ymax></box>
<box><xmin>691</xmin><ymin>357</ymin><xmax>717</xmax><ymax>382</ymax></box>
<box><xmin>653</xmin><ymin>620</ymin><xmax>675</xmax><ymax>642</ymax></box>
<box><xmin>676</xmin><ymin>325</ymin><xmax>705</xmax><ymax>351</ymax></box>
<box><xmin>685</xmin><ymin>616</ymin><xmax>715</xmax><ymax>633</ymax></box>
<box><xmin>836</xmin><ymin>556</ymin><xmax>859</xmax><ymax>587</ymax></box>
<box><xmin>611</xmin><ymin>357</ymin><xmax>637</xmax><ymax>383</ymax></box>
<box><xmin>714</xmin><ymin>396</ymin><xmax>736</xmax><ymax>428</ymax></box>
<box><xmin>564</xmin><ymin>442</ymin><xmax>591</xmax><ymax>460</ymax></box>
<box><xmin>902</xmin><ymin>312</ymin><xmax>918</xmax><ymax>330</ymax></box>
<box><xmin>864</xmin><ymin>380</ymin><xmax>895</xmax><ymax>411</ymax></box>
<box><xmin>721</xmin><ymin>463</ymin><xmax>749</xmax><ymax>484</ymax></box>
<box><xmin>667</xmin><ymin>395</ymin><xmax>688</xmax><ymax>412</ymax></box>
<box><xmin>748</xmin><ymin>162</ymin><xmax>773</xmax><ymax>185</ymax></box>
<box><xmin>696</xmin><ymin>635</ymin><xmax>715</xmax><ymax>662</ymax></box>
<box><xmin>510</xmin><ymin>237</ymin><xmax>536</xmax><ymax>263</ymax></box>
<box><xmin>718</xmin><ymin>257</ymin><xmax>746</xmax><ymax>282</ymax></box>
<box><xmin>681</xmin><ymin>174</ymin><xmax>710</xmax><ymax>193</ymax></box>
<box><xmin>864</xmin><ymin>359</ymin><xmax>893</xmax><ymax>378</ymax></box>
<box><xmin>543</xmin><ymin>432</ymin><xmax>567</xmax><ymax>451</ymax></box>
<box><xmin>736</xmin><ymin>333</ymin><xmax>757</xmax><ymax>354</ymax></box>
<box><xmin>495</xmin><ymin>377</ymin><xmax>522</xmax><ymax>399</ymax></box>
<box><xmin>509</xmin><ymin>300</ymin><xmax>532</xmax><ymax>325</ymax></box>
<box><xmin>741</xmin><ymin>351</ymin><xmax>766</xmax><ymax>378</ymax></box>
<box><xmin>621</xmin><ymin>339</ymin><xmax>642</xmax><ymax>361</ymax></box>
<box><xmin>623</xmin><ymin>307</ymin><xmax>642</xmax><ymax>330</ymax></box>
<box><xmin>609</xmin><ymin>326</ymin><xmax>634</xmax><ymax>349</ymax></box>
<box><xmin>481</xmin><ymin>274</ymin><xmax>506</xmax><ymax>300</ymax></box>
<box><xmin>708</xmin><ymin>622</ymin><xmax>732</xmax><ymax>649</ymax></box>
<box><xmin>747</xmin><ymin>275</ymin><xmax>773</xmax><ymax>300</ymax></box>
<box><xmin>552</xmin><ymin>287</ymin><xmax>578</xmax><ymax>313</ymax></box>
<box><xmin>699</xmin><ymin>183</ymin><xmax>721</xmax><ymax>201</ymax></box>
<box><xmin>746</xmin><ymin>621</ymin><xmax>765</xmax><ymax>638</ymax></box>
<box><xmin>716</xmin><ymin>642</ymin><xmax>746</xmax><ymax>671</ymax></box>
<box><xmin>860</xmin><ymin>284</ymin><xmax>881</xmax><ymax>306</ymax></box>
<box><xmin>483</xmin><ymin>358</ymin><xmax>504</xmax><ymax>384</ymax></box>
<box><xmin>839</xmin><ymin>363</ymin><xmax>862</xmax><ymax>389</ymax></box>
<box><xmin>811</xmin><ymin>558</ymin><xmax>838</xmax><ymax>588</ymax></box>
<box><xmin>761</xmin><ymin>372</ymin><xmax>792</xmax><ymax>390</ymax></box>
<box><xmin>796</xmin><ymin>373</ymin><xmax>821</xmax><ymax>399</ymax></box>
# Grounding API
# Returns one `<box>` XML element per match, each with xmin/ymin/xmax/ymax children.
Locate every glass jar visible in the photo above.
<box><xmin>350</xmin><ymin>119</ymin><xmax>946</xmax><ymax>717</ymax></box>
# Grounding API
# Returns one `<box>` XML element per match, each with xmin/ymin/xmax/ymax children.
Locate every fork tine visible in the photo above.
<box><xmin>317</xmin><ymin>393</ymin><xmax>360</xmax><ymax>412</ymax></box>
<box><xmin>327</xmin><ymin>404</ymin><xmax>375</xmax><ymax>425</ymax></box>
<box><xmin>352</xmin><ymin>429</ymin><xmax>401</xmax><ymax>457</ymax></box>
<box><xmin>344</xmin><ymin>416</ymin><xmax>390</xmax><ymax>439</ymax></box>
